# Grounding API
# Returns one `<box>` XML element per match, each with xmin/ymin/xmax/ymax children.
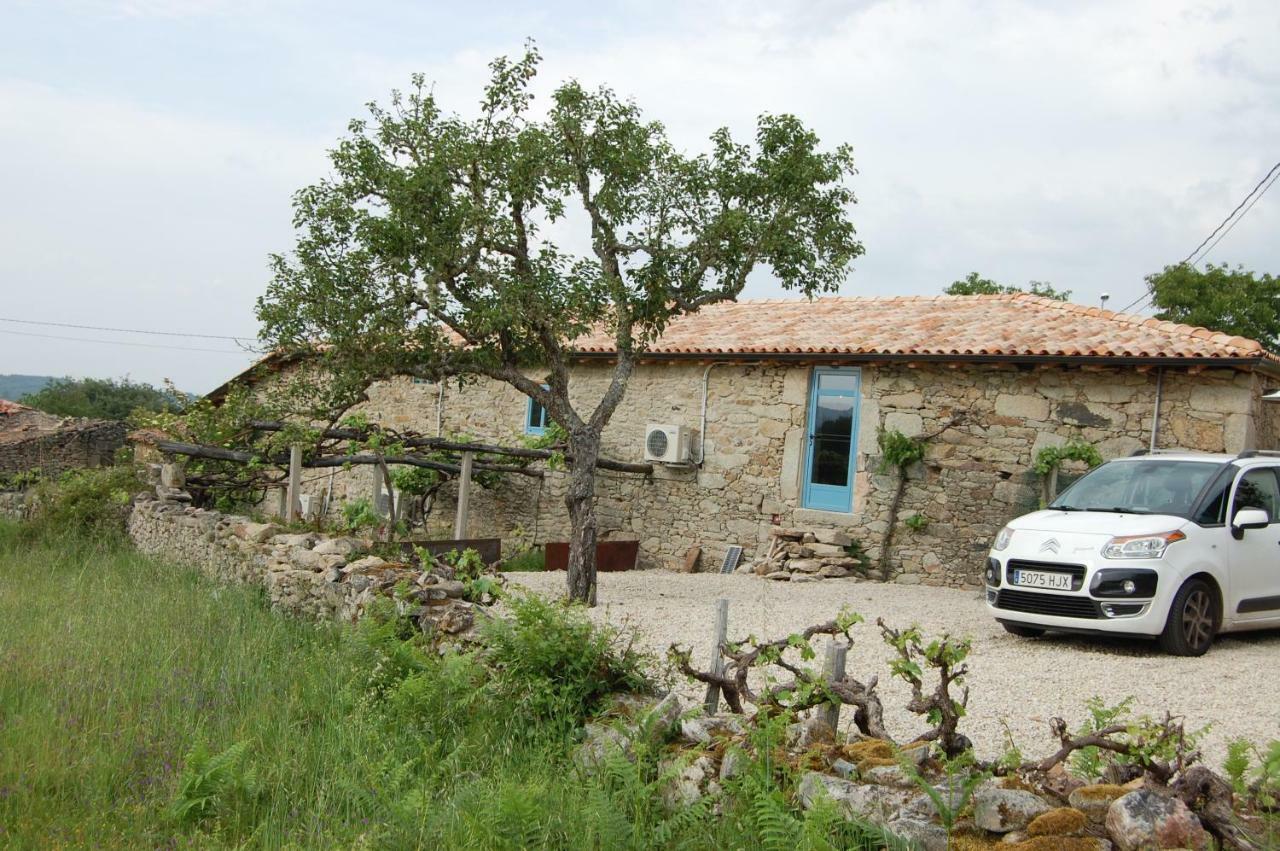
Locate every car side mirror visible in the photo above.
<box><xmin>1231</xmin><ymin>507</ymin><xmax>1270</xmax><ymax>539</ymax></box>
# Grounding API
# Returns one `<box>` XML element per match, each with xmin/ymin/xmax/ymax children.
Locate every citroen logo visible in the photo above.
<box><xmin>1039</xmin><ymin>538</ymin><xmax>1061</xmax><ymax>554</ymax></box>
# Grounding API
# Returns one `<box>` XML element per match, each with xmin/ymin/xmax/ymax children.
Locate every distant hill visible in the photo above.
<box><xmin>0</xmin><ymin>374</ymin><xmax>55</xmax><ymax>402</ymax></box>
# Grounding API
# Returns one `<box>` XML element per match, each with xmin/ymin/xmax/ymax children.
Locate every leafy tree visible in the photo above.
<box><xmin>1148</xmin><ymin>263</ymin><xmax>1280</xmax><ymax>347</ymax></box>
<box><xmin>257</xmin><ymin>45</ymin><xmax>863</xmax><ymax>604</ymax></box>
<box><xmin>944</xmin><ymin>271</ymin><xmax>1070</xmax><ymax>301</ymax></box>
<box><xmin>21</xmin><ymin>376</ymin><xmax>186</xmax><ymax>420</ymax></box>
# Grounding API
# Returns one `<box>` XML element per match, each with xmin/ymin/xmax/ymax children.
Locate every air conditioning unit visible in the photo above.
<box><xmin>644</xmin><ymin>423</ymin><xmax>692</xmax><ymax>464</ymax></box>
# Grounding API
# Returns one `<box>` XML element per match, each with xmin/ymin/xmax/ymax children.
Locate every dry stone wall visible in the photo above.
<box><xmin>128</xmin><ymin>485</ymin><xmax>484</xmax><ymax>636</ymax></box>
<box><xmin>265</xmin><ymin>361</ymin><xmax>1270</xmax><ymax>587</ymax></box>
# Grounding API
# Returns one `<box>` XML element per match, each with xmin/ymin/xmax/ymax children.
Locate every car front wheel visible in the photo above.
<box><xmin>1159</xmin><ymin>579</ymin><xmax>1218</xmax><ymax>656</ymax></box>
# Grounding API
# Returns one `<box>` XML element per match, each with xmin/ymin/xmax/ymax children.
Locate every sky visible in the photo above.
<box><xmin>2</xmin><ymin>0</ymin><xmax>1278</xmax><ymax>395</ymax></box>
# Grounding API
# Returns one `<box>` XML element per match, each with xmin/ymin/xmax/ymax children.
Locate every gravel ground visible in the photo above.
<box><xmin>509</xmin><ymin>571</ymin><xmax>1280</xmax><ymax>767</ymax></box>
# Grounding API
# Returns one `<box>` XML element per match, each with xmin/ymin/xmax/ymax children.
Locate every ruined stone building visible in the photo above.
<box><xmin>0</xmin><ymin>399</ymin><xmax>127</xmax><ymax>477</ymax></box>
<box><xmin>210</xmin><ymin>294</ymin><xmax>1280</xmax><ymax>585</ymax></box>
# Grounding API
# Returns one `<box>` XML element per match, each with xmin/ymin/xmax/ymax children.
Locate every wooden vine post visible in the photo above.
<box><xmin>285</xmin><ymin>445</ymin><xmax>302</xmax><ymax>522</ymax></box>
<box><xmin>822</xmin><ymin>639</ymin><xmax>849</xmax><ymax>731</ymax></box>
<box><xmin>703</xmin><ymin>598</ymin><xmax>730</xmax><ymax>714</ymax></box>
<box><xmin>453</xmin><ymin>451</ymin><xmax>474</xmax><ymax>540</ymax></box>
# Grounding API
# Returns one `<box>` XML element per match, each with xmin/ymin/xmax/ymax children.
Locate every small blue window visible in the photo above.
<box><xmin>802</xmin><ymin>367</ymin><xmax>861</xmax><ymax>512</ymax></box>
<box><xmin>525</xmin><ymin>388</ymin><xmax>550</xmax><ymax>435</ymax></box>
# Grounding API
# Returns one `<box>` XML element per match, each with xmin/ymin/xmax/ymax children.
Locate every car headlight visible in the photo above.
<box><xmin>993</xmin><ymin>526</ymin><xmax>1013</xmax><ymax>551</ymax></box>
<box><xmin>1101</xmin><ymin>530</ymin><xmax>1186</xmax><ymax>559</ymax></box>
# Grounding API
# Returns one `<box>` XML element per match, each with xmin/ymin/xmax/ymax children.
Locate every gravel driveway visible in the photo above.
<box><xmin>510</xmin><ymin>571</ymin><xmax>1280</xmax><ymax>767</ymax></box>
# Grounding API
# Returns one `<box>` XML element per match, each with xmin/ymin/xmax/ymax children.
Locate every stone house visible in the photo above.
<box><xmin>0</xmin><ymin>399</ymin><xmax>127</xmax><ymax>478</ymax></box>
<box><xmin>211</xmin><ymin>294</ymin><xmax>1280</xmax><ymax>586</ymax></box>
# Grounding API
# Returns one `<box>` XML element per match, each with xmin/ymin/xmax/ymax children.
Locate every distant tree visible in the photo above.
<box><xmin>257</xmin><ymin>45</ymin><xmax>863</xmax><ymax>604</ymax></box>
<box><xmin>944</xmin><ymin>271</ymin><xmax>1070</xmax><ymax>301</ymax></box>
<box><xmin>21</xmin><ymin>377</ymin><xmax>186</xmax><ymax>420</ymax></box>
<box><xmin>1148</xmin><ymin>263</ymin><xmax>1280</xmax><ymax>347</ymax></box>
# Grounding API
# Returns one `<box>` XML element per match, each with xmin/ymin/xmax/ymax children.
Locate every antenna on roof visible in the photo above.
<box><xmin>1100</xmin><ymin>293</ymin><xmax>1110</xmax><ymax>309</ymax></box>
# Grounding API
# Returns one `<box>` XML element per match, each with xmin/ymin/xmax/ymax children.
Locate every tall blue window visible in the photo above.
<box><xmin>802</xmin><ymin>367</ymin><xmax>861</xmax><ymax>512</ymax></box>
<box><xmin>525</xmin><ymin>389</ymin><xmax>550</xmax><ymax>435</ymax></box>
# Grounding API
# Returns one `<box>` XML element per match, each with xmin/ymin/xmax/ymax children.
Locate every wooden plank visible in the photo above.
<box><xmin>285</xmin><ymin>445</ymin><xmax>302</xmax><ymax>523</ymax></box>
<box><xmin>453</xmin><ymin>451</ymin><xmax>474</xmax><ymax>540</ymax></box>
<box><xmin>822</xmin><ymin>640</ymin><xmax>849</xmax><ymax>732</ymax></box>
<box><xmin>703</xmin><ymin>598</ymin><xmax>730</xmax><ymax>714</ymax></box>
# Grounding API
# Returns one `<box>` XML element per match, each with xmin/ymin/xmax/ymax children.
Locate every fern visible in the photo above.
<box><xmin>168</xmin><ymin>739</ymin><xmax>259</xmax><ymax>827</ymax></box>
<box><xmin>1224</xmin><ymin>738</ymin><xmax>1251</xmax><ymax>795</ymax></box>
<box><xmin>747</xmin><ymin>779</ymin><xmax>802</xmax><ymax>851</ymax></box>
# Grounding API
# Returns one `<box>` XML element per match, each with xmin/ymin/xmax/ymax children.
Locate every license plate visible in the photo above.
<box><xmin>1011</xmin><ymin>569</ymin><xmax>1073</xmax><ymax>591</ymax></box>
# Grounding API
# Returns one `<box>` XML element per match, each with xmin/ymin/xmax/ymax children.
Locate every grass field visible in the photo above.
<box><xmin>0</xmin><ymin>522</ymin><xmax>899</xmax><ymax>849</ymax></box>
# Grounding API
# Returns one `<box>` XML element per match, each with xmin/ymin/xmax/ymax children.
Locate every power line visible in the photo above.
<box><xmin>1116</xmin><ymin>158</ymin><xmax>1280</xmax><ymax>315</ymax></box>
<box><xmin>0</xmin><ymin>327</ymin><xmax>254</xmax><ymax>355</ymax></box>
<box><xmin>0</xmin><ymin>316</ymin><xmax>256</xmax><ymax>343</ymax></box>
<box><xmin>1180</xmin><ymin>160</ymin><xmax>1280</xmax><ymax>267</ymax></box>
<box><xmin>1190</xmin><ymin>166</ymin><xmax>1280</xmax><ymax>268</ymax></box>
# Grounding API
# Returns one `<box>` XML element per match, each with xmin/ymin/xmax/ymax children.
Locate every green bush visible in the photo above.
<box><xmin>876</xmin><ymin>428</ymin><xmax>925</xmax><ymax>473</ymax></box>
<box><xmin>341</xmin><ymin>497</ymin><xmax>381</xmax><ymax>533</ymax></box>
<box><xmin>22</xmin><ymin>465</ymin><xmax>144</xmax><ymax>543</ymax></box>
<box><xmin>481</xmin><ymin>593</ymin><xmax>651</xmax><ymax>732</ymax></box>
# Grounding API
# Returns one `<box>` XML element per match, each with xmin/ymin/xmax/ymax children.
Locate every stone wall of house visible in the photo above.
<box><xmin>0</xmin><ymin>419</ymin><xmax>127</xmax><ymax>477</ymax></box>
<box><xmin>269</xmin><ymin>361</ymin><xmax>1269</xmax><ymax>587</ymax></box>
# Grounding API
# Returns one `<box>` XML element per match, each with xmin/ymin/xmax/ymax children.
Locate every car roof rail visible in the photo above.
<box><xmin>1236</xmin><ymin>449</ymin><xmax>1280</xmax><ymax>460</ymax></box>
<box><xmin>1129</xmin><ymin>448</ymin><xmax>1205</xmax><ymax>457</ymax></box>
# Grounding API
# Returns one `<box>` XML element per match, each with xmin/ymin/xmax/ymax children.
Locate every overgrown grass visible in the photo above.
<box><xmin>0</xmin><ymin>522</ymin><xmax>902</xmax><ymax>849</ymax></box>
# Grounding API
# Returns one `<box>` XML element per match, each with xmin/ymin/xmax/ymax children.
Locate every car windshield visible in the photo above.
<box><xmin>1049</xmin><ymin>459</ymin><xmax>1220</xmax><ymax>517</ymax></box>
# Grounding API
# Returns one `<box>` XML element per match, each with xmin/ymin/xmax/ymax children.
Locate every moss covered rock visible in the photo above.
<box><xmin>1026</xmin><ymin>806</ymin><xmax>1087</xmax><ymax>837</ymax></box>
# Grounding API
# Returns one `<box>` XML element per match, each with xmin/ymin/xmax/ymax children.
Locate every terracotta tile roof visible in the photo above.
<box><xmin>570</xmin><ymin>294</ymin><xmax>1277</xmax><ymax>362</ymax></box>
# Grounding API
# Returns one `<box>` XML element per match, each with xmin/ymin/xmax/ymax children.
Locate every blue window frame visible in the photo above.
<box><xmin>802</xmin><ymin>367</ymin><xmax>862</xmax><ymax>512</ymax></box>
<box><xmin>525</xmin><ymin>389</ymin><xmax>550</xmax><ymax>435</ymax></box>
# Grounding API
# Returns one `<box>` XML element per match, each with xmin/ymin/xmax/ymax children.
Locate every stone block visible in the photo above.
<box><xmin>995</xmin><ymin>393</ymin><xmax>1050</xmax><ymax>421</ymax></box>
<box><xmin>812</xmin><ymin>528</ymin><xmax>853</xmax><ymax>547</ymax></box>
<box><xmin>884</xmin><ymin>411</ymin><xmax>924</xmax><ymax>437</ymax></box>
<box><xmin>879</xmin><ymin>391</ymin><xmax>923</xmax><ymax>409</ymax></box>
<box><xmin>781</xmin><ymin>368</ymin><xmax>809</xmax><ymax>405</ymax></box>
<box><xmin>313</xmin><ymin>537</ymin><xmax>366</xmax><ymax>556</ymax></box>
<box><xmin>788</xmin><ymin>558</ymin><xmax>822</xmax><ymax>573</ymax></box>
<box><xmin>1189</xmin><ymin>384</ymin><xmax>1251</xmax><ymax>415</ymax></box>
<box><xmin>271</xmin><ymin>533</ymin><xmax>316</xmax><ymax>549</ymax></box>
<box><xmin>808</xmin><ymin>542</ymin><xmax>848</xmax><ymax>558</ymax></box>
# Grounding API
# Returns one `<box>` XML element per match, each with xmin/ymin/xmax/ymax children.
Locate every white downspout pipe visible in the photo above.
<box><xmin>696</xmin><ymin>361</ymin><xmax>766</xmax><ymax>466</ymax></box>
<box><xmin>1149</xmin><ymin>367</ymin><xmax>1164</xmax><ymax>452</ymax></box>
<box><xmin>696</xmin><ymin>363</ymin><xmax>726</xmax><ymax>465</ymax></box>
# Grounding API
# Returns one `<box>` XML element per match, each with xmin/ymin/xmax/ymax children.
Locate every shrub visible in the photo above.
<box><xmin>481</xmin><ymin>593</ymin><xmax>651</xmax><ymax>732</ymax></box>
<box><xmin>876</xmin><ymin>427</ymin><xmax>925</xmax><ymax>473</ymax></box>
<box><xmin>22</xmin><ymin>465</ymin><xmax>144</xmax><ymax>543</ymax></box>
<box><xmin>341</xmin><ymin>497</ymin><xmax>382</xmax><ymax>533</ymax></box>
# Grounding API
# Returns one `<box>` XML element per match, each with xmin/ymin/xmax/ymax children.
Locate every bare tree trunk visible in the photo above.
<box><xmin>878</xmin><ymin>470</ymin><xmax>906</xmax><ymax>581</ymax></box>
<box><xmin>565</xmin><ymin>431</ymin><xmax>601</xmax><ymax>605</ymax></box>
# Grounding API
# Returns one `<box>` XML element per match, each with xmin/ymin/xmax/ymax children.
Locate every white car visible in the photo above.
<box><xmin>985</xmin><ymin>450</ymin><xmax>1280</xmax><ymax>656</ymax></box>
